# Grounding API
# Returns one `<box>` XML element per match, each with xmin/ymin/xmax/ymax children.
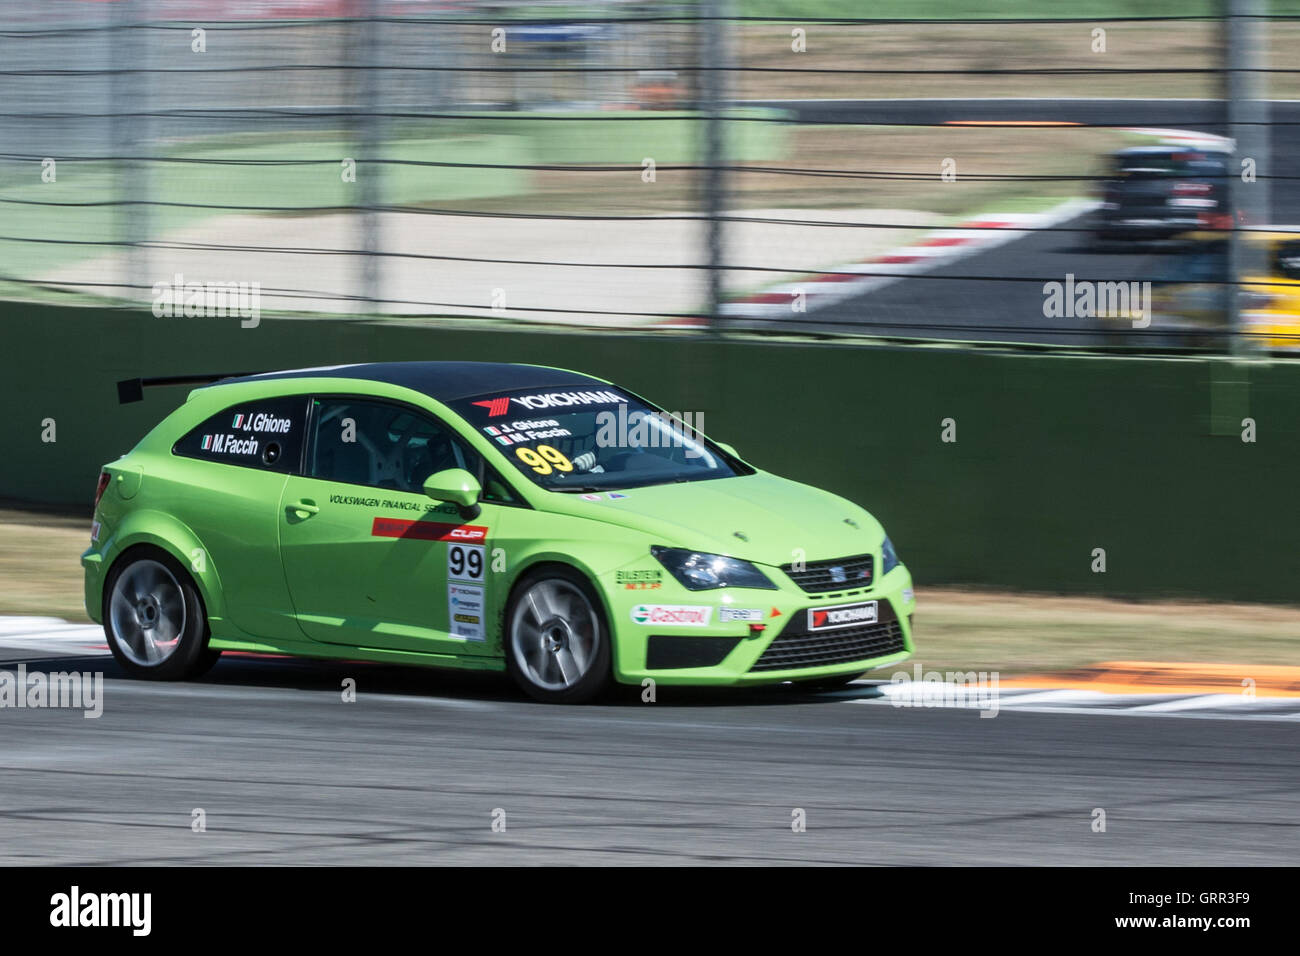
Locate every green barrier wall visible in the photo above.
<box><xmin>3</xmin><ymin>302</ymin><xmax>1297</xmax><ymax>603</ymax></box>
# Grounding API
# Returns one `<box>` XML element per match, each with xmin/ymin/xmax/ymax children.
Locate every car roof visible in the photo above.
<box><xmin>1115</xmin><ymin>145</ymin><xmax>1229</xmax><ymax>157</ymax></box>
<box><xmin>1116</xmin><ymin>146</ymin><xmax>1182</xmax><ymax>156</ymax></box>
<box><xmin>214</xmin><ymin>361</ymin><xmax>609</xmax><ymax>403</ymax></box>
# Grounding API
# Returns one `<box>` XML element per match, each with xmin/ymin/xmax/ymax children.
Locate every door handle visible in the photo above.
<box><xmin>288</xmin><ymin>500</ymin><xmax>320</xmax><ymax>516</ymax></box>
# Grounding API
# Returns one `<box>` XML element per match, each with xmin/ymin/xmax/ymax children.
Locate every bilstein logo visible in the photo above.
<box><xmin>50</xmin><ymin>886</ymin><xmax>151</xmax><ymax>936</ymax></box>
<box><xmin>808</xmin><ymin>601</ymin><xmax>877</xmax><ymax>631</ymax></box>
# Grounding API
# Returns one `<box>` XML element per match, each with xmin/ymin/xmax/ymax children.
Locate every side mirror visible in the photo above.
<box><xmin>715</xmin><ymin>441</ymin><xmax>740</xmax><ymax>458</ymax></box>
<box><xmin>423</xmin><ymin>468</ymin><xmax>482</xmax><ymax>517</ymax></box>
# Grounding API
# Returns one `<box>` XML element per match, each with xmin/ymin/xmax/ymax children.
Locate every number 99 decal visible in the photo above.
<box><xmin>515</xmin><ymin>444</ymin><xmax>573</xmax><ymax>475</ymax></box>
<box><xmin>448</xmin><ymin>544</ymin><xmax>485</xmax><ymax>582</ymax></box>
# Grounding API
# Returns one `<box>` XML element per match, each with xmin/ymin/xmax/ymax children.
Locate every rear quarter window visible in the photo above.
<box><xmin>173</xmin><ymin>395</ymin><xmax>309</xmax><ymax>472</ymax></box>
<box><xmin>1274</xmin><ymin>240</ymin><xmax>1300</xmax><ymax>281</ymax></box>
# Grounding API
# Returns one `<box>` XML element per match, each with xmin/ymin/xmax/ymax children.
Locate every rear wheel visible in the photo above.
<box><xmin>103</xmin><ymin>547</ymin><xmax>220</xmax><ymax>680</ymax></box>
<box><xmin>505</xmin><ymin>567</ymin><xmax>611</xmax><ymax>704</ymax></box>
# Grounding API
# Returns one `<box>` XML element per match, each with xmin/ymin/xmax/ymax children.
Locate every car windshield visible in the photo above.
<box><xmin>1115</xmin><ymin>154</ymin><xmax>1181</xmax><ymax>178</ymax></box>
<box><xmin>448</xmin><ymin>385</ymin><xmax>749</xmax><ymax>491</ymax></box>
<box><xmin>1114</xmin><ymin>152</ymin><xmax>1226</xmax><ymax>180</ymax></box>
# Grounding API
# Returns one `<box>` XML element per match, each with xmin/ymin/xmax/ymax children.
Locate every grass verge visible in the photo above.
<box><xmin>908</xmin><ymin>588</ymin><xmax>1300</xmax><ymax>676</ymax></box>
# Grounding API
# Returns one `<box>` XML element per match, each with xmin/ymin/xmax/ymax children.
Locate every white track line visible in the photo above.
<box><xmin>842</xmin><ymin>680</ymin><xmax>1300</xmax><ymax>721</ymax></box>
<box><xmin>1</xmin><ymin>618</ymin><xmax>1292</xmax><ymax>719</ymax></box>
<box><xmin>0</xmin><ymin>618</ymin><xmax>106</xmax><ymax>657</ymax></box>
<box><xmin>0</xmin><ymin>616</ymin><xmax>96</xmax><ymax>636</ymax></box>
<box><xmin>721</xmin><ymin>198</ymin><xmax>1098</xmax><ymax>320</ymax></box>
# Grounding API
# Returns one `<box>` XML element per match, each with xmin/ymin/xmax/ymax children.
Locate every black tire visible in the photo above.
<box><xmin>504</xmin><ymin>565</ymin><xmax>612</xmax><ymax>704</ymax></box>
<box><xmin>102</xmin><ymin>546</ymin><xmax>220</xmax><ymax>681</ymax></box>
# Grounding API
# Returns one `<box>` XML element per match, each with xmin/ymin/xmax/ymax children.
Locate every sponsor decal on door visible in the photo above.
<box><xmin>447</xmin><ymin>543</ymin><xmax>485</xmax><ymax>582</ymax></box>
<box><xmin>371</xmin><ymin>517</ymin><xmax>488</xmax><ymax>542</ymax></box>
<box><xmin>448</xmin><ymin>583</ymin><xmax>485</xmax><ymax>641</ymax></box>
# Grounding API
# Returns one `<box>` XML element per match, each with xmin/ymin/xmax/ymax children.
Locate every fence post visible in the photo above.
<box><xmin>1224</xmin><ymin>0</ymin><xmax>1271</xmax><ymax>356</ymax></box>
<box><xmin>700</xmin><ymin>0</ymin><xmax>731</xmax><ymax>333</ymax></box>
<box><xmin>112</xmin><ymin>0</ymin><xmax>149</xmax><ymax>306</ymax></box>
<box><xmin>355</xmin><ymin>0</ymin><xmax>383</xmax><ymax>313</ymax></box>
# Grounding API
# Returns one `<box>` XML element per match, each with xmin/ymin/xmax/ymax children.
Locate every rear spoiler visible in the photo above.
<box><xmin>116</xmin><ymin>372</ymin><xmax>263</xmax><ymax>404</ymax></box>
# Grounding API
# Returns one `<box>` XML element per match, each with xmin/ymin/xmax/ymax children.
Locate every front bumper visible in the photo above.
<box><xmin>1095</xmin><ymin>217</ymin><xmax>1198</xmax><ymax>242</ymax></box>
<box><xmin>609</xmin><ymin>565</ymin><xmax>915</xmax><ymax>686</ymax></box>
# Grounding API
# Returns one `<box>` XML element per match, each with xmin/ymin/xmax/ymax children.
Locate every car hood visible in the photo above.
<box><xmin>540</xmin><ymin>471</ymin><xmax>884</xmax><ymax>567</ymax></box>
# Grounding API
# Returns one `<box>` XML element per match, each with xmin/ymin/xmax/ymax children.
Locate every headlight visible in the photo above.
<box><xmin>881</xmin><ymin>536</ymin><xmax>902</xmax><ymax>576</ymax></box>
<box><xmin>650</xmin><ymin>546</ymin><xmax>777</xmax><ymax>591</ymax></box>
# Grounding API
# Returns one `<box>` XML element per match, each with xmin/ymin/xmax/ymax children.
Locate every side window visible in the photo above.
<box><xmin>1275</xmin><ymin>240</ymin><xmax>1300</xmax><ymax>281</ymax></box>
<box><xmin>307</xmin><ymin>398</ymin><xmax>519</xmax><ymax>505</ymax></box>
<box><xmin>479</xmin><ymin>462</ymin><xmax>520</xmax><ymax>506</ymax></box>
<box><xmin>173</xmin><ymin>396</ymin><xmax>307</xmax><ymax>473</ymax></box>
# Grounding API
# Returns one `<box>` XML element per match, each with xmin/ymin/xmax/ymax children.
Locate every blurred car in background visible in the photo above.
<box><xmin>1241</xmin><ymin>228</ymin><xmax>1300</xmax><ymax>350</ymax></box>
<box><xmin>1102</xmin><ymin>227</ymin><xmax>1300</xmax><ymax>349</ymax></box>
<box><xmin>1093</xmin><ymin>145</ymin><xmax>1233</xmax><ymax>247</ymax></box>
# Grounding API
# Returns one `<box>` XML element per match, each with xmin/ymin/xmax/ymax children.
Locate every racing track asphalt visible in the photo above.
<box><xmin>1</xmin><ymin>647</ymin><xmax>1297</xmax><ymax>865</ymax></box>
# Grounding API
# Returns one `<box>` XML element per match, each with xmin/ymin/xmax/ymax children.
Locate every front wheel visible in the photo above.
<box><xmin>103</xmin><ymin>547</ymin><xmax>220</xmax><ymax>680</ymax></box>
<box><xmin>505</xmin><ymin>567</ymin><xmax>611</xmax><ymax>704</ymax></box>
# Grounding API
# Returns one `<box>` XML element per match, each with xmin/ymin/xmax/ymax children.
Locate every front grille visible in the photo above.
<box><xmin>780</xmin><ymin>553</ymin><xmax>873</xmax><ymax>593</ymax></box>
<box><xmin>751</xmin><ymin>621</ymin><xmax>905</xmax><ymax>672</ymax></box>
<box><xmin>750</xmin><ymin>601</ymin><xmax>905</xmax><ymax>673</ymax></box>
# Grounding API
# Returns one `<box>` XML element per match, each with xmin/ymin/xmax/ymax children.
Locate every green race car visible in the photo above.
<box><xmin>84</xmin><ymin>362</ymin><xmax>914</xmax><ymax>703</ymax></box>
